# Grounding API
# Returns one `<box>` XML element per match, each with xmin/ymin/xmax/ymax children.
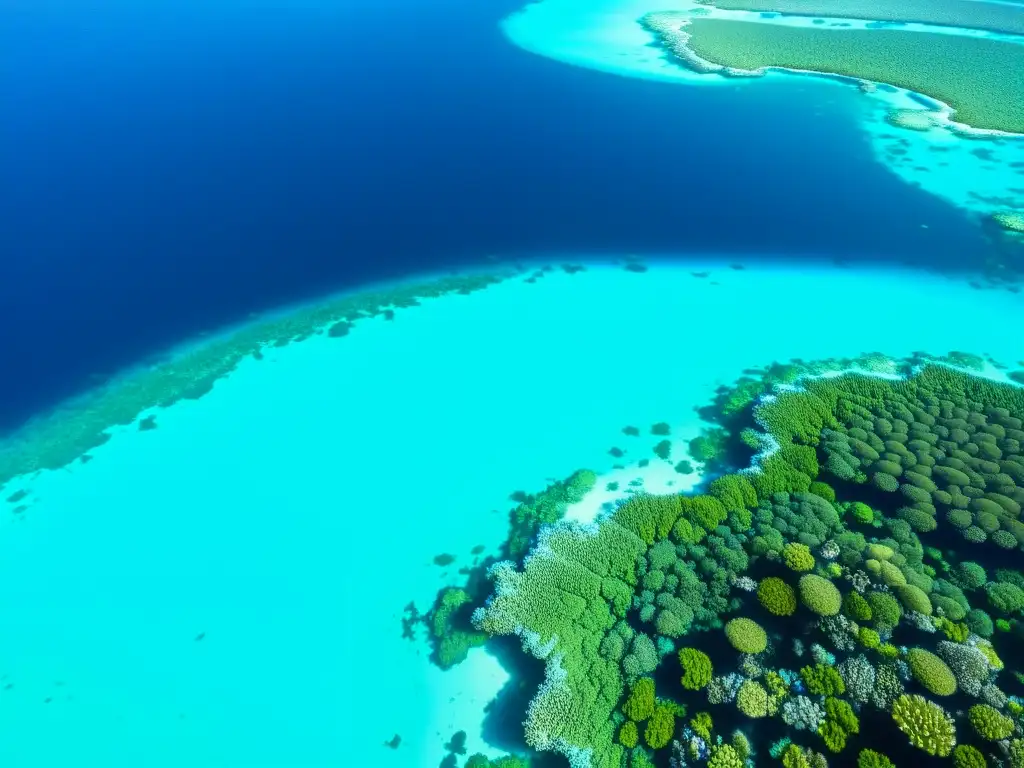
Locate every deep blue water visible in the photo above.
<box><xmin>0</xmin><ymin>0</ymin><xmax>994</xmax><ymax>431</ymax></box>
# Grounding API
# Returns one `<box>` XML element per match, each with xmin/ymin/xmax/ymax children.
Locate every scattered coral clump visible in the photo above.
<box><xmin>798</xmin><ymin>574</ymin><xmax>842</xmax><ymax>616</ymax></box>
<box><xmin>758</xmin><ymin>576</ymin><xmax>798</xmax><ymax>616</ymax></box>
<box><xmin>906</xmin><ymin>648</ymin><xmax>958</xmax><ymax>696</ymax></box>
<box><xmin>993</xmin><ymin>211</ymin><xmax>1024</xmax><ymax>234</ymax></box>
<box><xmin>679</xmin><ymin>648</ymin><xmax>714</xmax><ymax>690</ymax></box>
<box><xmin>892</xmin><ymin>694</ymin><xmax>957</xmax><ymax>756</ymax></box>
<box><xmin>725</xmin><ymin>617</ymin><xmax>768</xmax><ymax>653</ymax></box>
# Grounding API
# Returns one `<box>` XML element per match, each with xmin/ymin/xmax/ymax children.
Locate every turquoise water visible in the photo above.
<box><xmin>4</xmin><ymin>0</ymin><xmax>1024</xmax><ymax>765</ymax></box>
<box><xmin>1</xmin><ymin>261</ymin><xmax>1022</xmax><ymax>765</ymax></box>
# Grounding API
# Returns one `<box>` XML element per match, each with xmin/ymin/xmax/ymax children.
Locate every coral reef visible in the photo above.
<box><xmin>465</xmin><ymin>360</ymin><xmax>1024</xmax><ymax>767</ymax></box>
<box><xmin>886</xmin><ymin>109</ymin><xmax>939</xmax><ymax>132</ymax></box>
<box><xmin>993</xmin><ymin>212</ymin><xmax>1024</xmax><ymax>235</ymax></box>
<box><xmin>0</xmin><ymin>271</ymin><xmax>511</xmax><ymax>489</ymax></box>
<box><xmin>649</xmin><ymin>14</ymin><xmax>1024</xmax><ymax>134</ymax></box>
<box><xmin>702</xmin><ymin>0</ymin><xmax>1024</xmax><ymax>35</ymax></box>
<box><xmin>892</xmin><ymin>694</ymin><xmax>957</xmax><ymax>756</ymax></box>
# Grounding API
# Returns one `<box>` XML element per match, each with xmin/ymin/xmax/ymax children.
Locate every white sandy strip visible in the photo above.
<box><xmin>563</xmin><ymin>435</ymin><xmax>706</xmax><ymax>525</ymax></box>
<box><xmin>690</xmin><ymin>6</ymin><xmax>1024</xmax><ymax>43</ymax></box>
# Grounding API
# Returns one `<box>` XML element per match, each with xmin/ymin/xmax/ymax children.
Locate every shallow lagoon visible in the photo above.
<box><xmin>1</xmin><ymin>261</ymin><xmax>1023</xmax><ymax>765</ymax></box>
<box><xmin>503</xmin><ymin>0</ymin><xmax>1024</xmax><ymax>232</ymax></box>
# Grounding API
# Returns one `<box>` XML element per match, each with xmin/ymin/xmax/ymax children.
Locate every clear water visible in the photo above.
<box><xmin>2</xmin><ymin>1</ymin><xmax>1024</xmax><ymax>767</ymax></box>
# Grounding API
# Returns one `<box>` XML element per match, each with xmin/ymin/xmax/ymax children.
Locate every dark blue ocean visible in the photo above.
<box><xmin>0</xmin><ymin>0</ymin><xmax>991</xmax><ymax>431</ymax></box>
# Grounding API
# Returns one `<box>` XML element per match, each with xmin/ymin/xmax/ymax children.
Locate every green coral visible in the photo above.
<box><xmin>758</xmin><ymin>576</ymin><xmax>797</xmax><ymax>616</ymax></box>
<box><xmin>878</xmin><ymin>643</ymin><xmax>900</xmax><ymax>659</ymax></box>
<box><xmin>678</xmin><ymin>648</ymin><xmax>713</xmax><ymax>690</ymax></box>
<box><xmin>954</xmin><ymin>561</ymin><xmax>989</xmax><ymax>589</ymax></box>
<box><xmin>824</xmin><ymin>696</ymin><xmax>860</xmax><ymax>736</ymax></box>
<box><xmin>736</xmin><ymin>679</ymin><xmax>773</xmax><ymax>718</ymax></box>
<box><xmin>784</xmin><ymin>542</ymin><xmax>816</xmax><ymax>572</ymax></box>
<box><xmin>799</xmin><ymin>574</ymin><xmax>842</xmax><ymax>615</ymax></box>
<box><xmin>857</xmin><ymin>749</ymin><xmax>894</xmax><ymax>768</ymax></box>
<box><xmin>850</xmin><ymin>502</ymin><xmax>875</xmax><ymax>525</ymax></box>
<box><xmin>507</xmin><ymin>471</ymin><xmax>598</xmax><ymax>558</ymax></box>
<box><xmin>465</xmin><ymin>756</ymin><xmax>529</xmax><ymax>768</ymax></box>
<box><xmin>857</xmin><ymin>627</ymin><xmax>880</xmax><ymax>648</ymax></box>
<box><xmin>867</xmin><ymin>591</ymin><xmax>903</xmax><ymax>628</ymax></box>
<box><xmin>1009</xmin><ymin>739</ymin><xmax>1024</xmax><ymax>768</ymax></box>
<box><xmin>938</xmin><ymin>618</ymin><xmax>969</xmax><ymax>642</ymax></box>
<box><xmin>969</xmin><ymin>703</ymin><xmax>1014</xmax><ymax>740</ymax></box>
<box><xmin>843</xmin><ymin>591</ymin><xmax>872</xmax><ymax>621</ymax></box>
<box><xmin>475</xmin><ymin>517</ymin><xmax>648</xmax><ymax>767</ymax></box>
<box><xmin>614</xmin><ymin>494</ymin><xmax>682</xmax><ymax>546</ymax></box>
<box><xmin>679</xmin><ymin>495</ymin><xmax>729</xmax><ymax>535</ymax></box>
<box><xmin>907</xmin><ymin>648</ymin><xmax>957</xmax><ymax>696</ymax></box>
<box><xmin>644</xmin><ymin>704</ymin><xmax>675</xmax><ymax>749</ymax></box>
<box><xmin>618</xmin><ymin>721</ymin><xmax>638</xmax><ymax>749</ymax></box>
<box><xmin>708</xmin><ymin>744</ymin><xmax>744</xmax><ymax>768</ymax></box>
<box><xmin>891</xmin><ymin>694</ymin><xmax>956</xmax><ymax>756</ymax></box>
<box><xmin>953</xmin><ymin>745</ymin><xmax>988</xmax><ymax>768</ymax></box>
<box><xmin>808</xmin><ymin>480</ymin><xmax>836</xmax><ymax>502</ymax></box>
<box><xmin>623</xmin><ymin>678</ymin><xmax>655</xmax><ymax>721</ymax></box>
<box><xmin>690</xmin><ymin>711</ymin><xmax>713</xmax><ymax>741</ymax></box>
<box><xmin>868</xmin><ymin>559</ymin><xmax>907</xmax><ymax>588</ymax></box>
<box><xmin>865</xmin><ymin>543</ymin><xmax>894</xmax><ymax>561</ymax></box>
<box><xmin>987</xmin><ymin>582</ymin><xmax>1024</xmax><ymax>614</ymax></box>
<box><xmin>976</xmin><ymin>641</ymin><xmax>1003</xmax><ymax>670</ymax></box>
<box><xmin>781</xmin><ymin>744</ymin><xmax>828</xmax><ymax>768</ymax></box>
<box><xmin>429</xmin><ymin>587</ymin><xmax>488</xmax><ymax>669</ymax></box>
<box><xmin>690</xmin><ymin>428</ymin><xmax>729</xmax><ymax>463</ymax></box>
<box><xmin>818</xmin><ymin>719</ymin><xmax>847</xmax><ymax>753</ymax></box>
<box><xmin>725</xmin><ymin>617</ymin><xmax>768</xmax><ymax>654</ymax></box>
<box><xmin>730</xmin><ymin>731</ymin><xmax>751</xmax><ymax>762</ymax></box>
<box><xmin>709</xmin><ymin>474</ymin><xmax>758</xmax><ymax>512</ymax></box>
<box><xmin>764</xmin><ymin>670</ymin><xmax>788</xmax><ymax>699</ymax></box>
<box><xmin>802</xmin><ymin>664</ymin><xmax>846</xmax><ymax>696</ymax></box>
<box><xmin>782</xmin><ymin>744</ymin><xmax>810</xmax><ymax>768</ymax></box>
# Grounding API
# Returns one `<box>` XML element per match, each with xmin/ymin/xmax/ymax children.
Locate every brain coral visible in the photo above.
<box><xmin>736</xmin><ymin>679</ymin><xmax>773</xmax><ymax>718</ymax></box>
<box><xmin>725</xmin><ymin>617</ymin><xmax>768</xmax><ymax>654</ymax></box>
<box><xmin>896</xmin><ymin>585</ymin><xmax>933</xmax><ymax>615</ymax></box>
<box><xmin>758</xmin><ymin>576</ymin><xmax>798</xmax><ymax>616</ymax></box>
<box><xmin>866</xmin><ymin>591</ymin><xmax>903</xmax><ymax>627</ymax></box>
<box><xmin>799</xmin><ymin>574</ymin><xmax>842</xmax><ymax>615</ymax></box>
<box><xmin>906</xmin><ymin>648</ymin><xmax>957</xmax><ymax>696</ymax></box>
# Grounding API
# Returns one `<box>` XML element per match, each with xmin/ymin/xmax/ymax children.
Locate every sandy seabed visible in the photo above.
<box><xmin>1</xmin><ymin>260</ymin><xmax>1023</xmax><ymax>765</ymax></box>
